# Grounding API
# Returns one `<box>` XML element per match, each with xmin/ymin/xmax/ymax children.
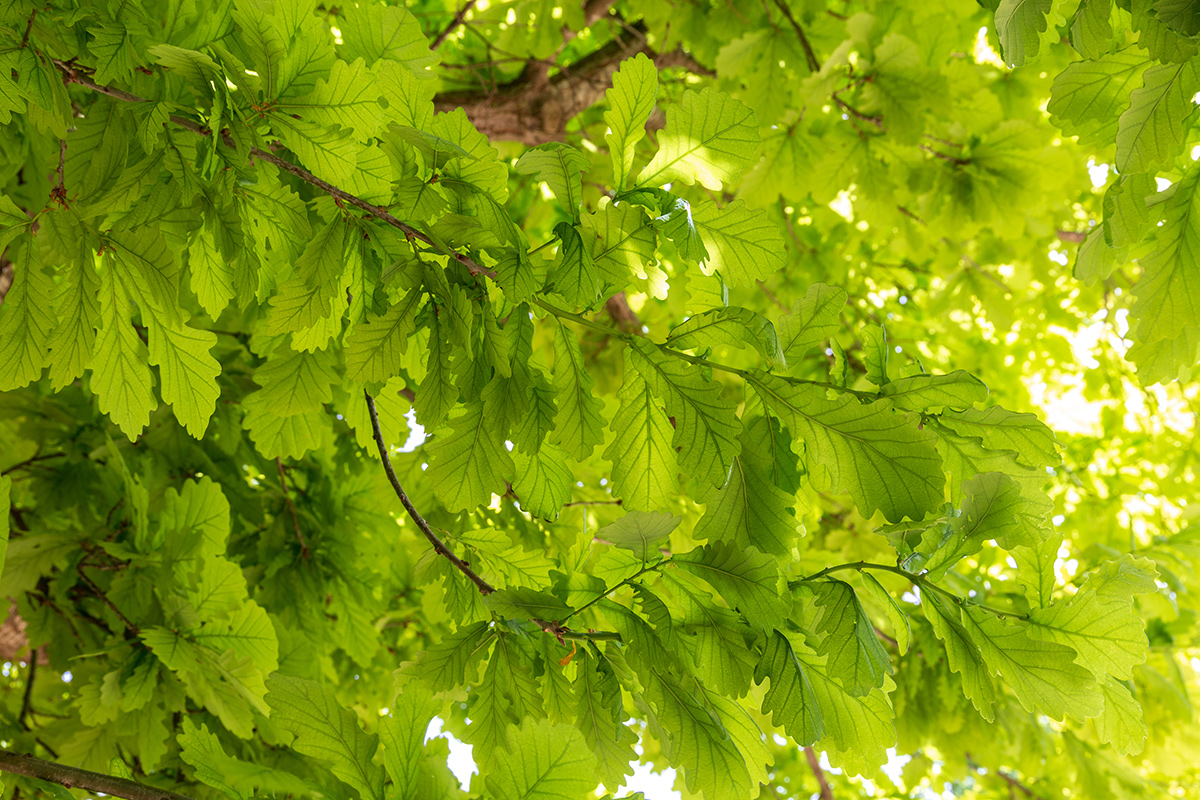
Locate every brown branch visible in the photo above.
<box><xmin>275</xmin><ymin>458</ymin><xmax>309</xmax><ymax>559</ymax></box>
<box><xmin>1056</xmin><ymin>229</ymin><xmax>1086</xmax><ymax>244</ymax></box>
<box><xmin>773</xmin><ymin>0</ymin><xmax>820</xmax><ymax>73</ymax></box>
<box><xmin>49</xmin><ymin>139</ymin><xmax>67</xmax><ymax>208</ymax></box>
<box><xmin>18</xmin><ymin>658</ymin><xmax>35</xmax><ymax>731</ymax></box>
<box><xmin>2</xmin><ymin>452</ymin><xmax>66</xmax><ymax>477</ymax></box>
<box><xmin>364</xmin><ymin>391</ymin><xmax>496</xmax><ymax>595</ymax></box>
<box><xmin>52</xmin><ymin>60</ymin><xmax>499</xmax><ymax>282</ymax></box>
<box><xmin>0</xmin><ymin>750</ymin><xmax>195</xmax><ymax>800</ymax></box>
<box><xmin>604</xmin><ymin>292</ymin><xmax>641</xmax><ymax>333</ymax></box>
<box><xmin>920</xmin><ymin>143</ymin><xmax>970</xmax><ymax>166</ymax></box>
<box><xmin>75</xmin><ymin>569</ymin><xmax>138</xmax><ymax>635</ymax></box>
<box><xmin>19</xmin><ymin>9</ymin><xmax>35</xmax><ymax>49</ymax></box>
<box><xmin>804</xmin><ymin>747</ymin><xmax>834</xmax><ymax>800</ymax></box>
<box><xmin>431</xmin><ymin>0</ymin><xmax>478</xmax><ymax>50</ymax></box>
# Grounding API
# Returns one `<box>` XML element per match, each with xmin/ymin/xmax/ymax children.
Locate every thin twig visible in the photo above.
<box><xmin>275</xmin><ymin>458</ymin><xmax>309</xmax><ymax>559</ymax></box>
<box><xmin>49</xmin><ymin>139</ymin><xmax>67</xmax><ymax>207</ymax></box>
<box><xmin>0</xmin><ymin>750</ymin><xmax>195</xmax><ymax>800</ymax></box>
<box><xmin>75</xmin><ymin>569</ymin><xmax>139</xmax><ymax>634</ymax></box>
<box><xmin>563</xmin><ymin>499</ymin><xmax>623</xmax><ymax>507</ymax></box>
<box><xmin>364</xmin><ymin>391</ymin><xmax>496</xmax><ymax>595</ymax></box>
<box><xmin>19</xmin><ymin>9</ymin><xmax>36</xmax><ymax>48</ymax></box>
<box><xmin>431</xmin><ymin>0</ymin><xmax>477</xmax><ymax>49</ymax></box>
<box><xmin>757</xmin><ymin>279</ymin><xmax>788</xmax><ymax>312</ymax></box>
<box><xmin>920</xmin><ymin>143</ymin><xmax>970</xmax><ymax>166</ymax></box>
<box><xmin>2</xmin><ymin>452</ymin><xmax>66</xmax><ymax>477</ymax></box>
<box><xmin>51</xmin><ymin>60</ymin><xmax>498</xmax><ymax>282</ymax></box>
<box><xmin>804</xmin><ymin>747</ymin><xmax>834</xmax><ymax>800</ymax></box>
<box><xmin>773</xmin><ymin>0</ymin><xmax>820</xmax><ymax>72</ymax></box>
<box><xmin>18</xmin><ymin>658</ymin><xmax>36</xmax><ymax>731</ymax></box>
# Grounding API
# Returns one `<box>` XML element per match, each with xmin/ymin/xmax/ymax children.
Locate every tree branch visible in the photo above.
<box><xmin>275</xmin><ymin>458</ymin><xmax>309</xmax><ymax>559</ymax></box>
<box><xmin>804</xmin><ymin>747</ymin><xmax>834</xmax><ymax>800</ymax></box>
<box><xmin>2</xmin><ymin>452</ymin><xmax>66</xmax><ymax>477</ymax></box>
<box><xmin>773</xmin><ymin>0</ymin><xmax>820</xmax><ymax>73</ymax></box>
<box><xmin>0</xmin><ymin>750</ymin><xmax>195</xmax><ymax>800</ymax></box>
<box><xmin>431</xmin><ymin>0</ymin><xmax>477</xmax><ymax>50</ymax></box>
<box><xmin>364</xmin><ymin>391</ymin><xmax>496</xmax><ymax>596</ymax></box>
<box><xmin>18</xmin><ymin>658</ymin><xmax>36</xmax><ymax>731</ymax></box>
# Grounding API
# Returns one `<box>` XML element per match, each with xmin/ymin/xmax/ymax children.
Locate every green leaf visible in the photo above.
<box><xmin>923</xmin><ymin>472</ymin><xmax>1026</xmax><ymax>579</ymax></box>
<box><xmin>548</xmin><ymin>321</ymin><xmax>604</xmax><ymax>460</ymax></box>
<box><xmin>755</xmin><ymin>630</ymin><xmax>824</xmax><ymax>746</ymax></box>
<box><xmin>675</xmin><ymin>542</ymin><xmax>789</xmax><ymax>630</ymax></box>
<box><xmin>515</xmin><ymin>144</ymin><xmax>589</xmax><ymax>215</ymax></box>
<box><xmin>995</xmin><ymin>0</ymin><xmax>1053</xmax><ymax>67</ymax></box>
<box><xmin>0</xmin><ymin>239</ymin><xmax>54</xmax><ymax>391</ymax></box>
<box><xmin>690</xmin><ymin>198</ymin><xmax>785</xmax><ymax>287</ymax></box>
<box><xmin>604</xmin><ymin>349</ymin><xmax>678</xmax><ymax>510</ymax></box>
<box><xmin>278</xmin><ymin>57</ymin><xmax>384</xmax><ymax>140</ymax></box>
<box><xmin>629</xmin><ymin>338</ymin><xmax>741</xmax><ymax>488</ymax></box>
<box><xmin>594</xmin><ymin>511</ymin><xmax>679</xmax><ymax>563</ymax></box>
<box><xmin>754</xmin><ymin>376</ymin><xmax>945</xmax><ymax>523</ymax></box>
<box><xmin>581</xmin><ymin>201</ymin><xmax>657</xmax><ymax>296</ymax></box>
<box><xmin>426</xmin><ymin>403</ymin><xmax>514</xmax><ymax>512</ymax></box>
<box><xmin>644</xmin><ymin>669</ymin><xmax>754</xmax><ymax>800</ymax></box>
<box><xmin>0</xmin><ymin>476</ymin><xmax>9</xmax><ymax>581</ymax></box>
<box><xmin>484</xmin><ymin>587</ymin><xmax>572</xmax><ymax>620</ymax></box>
<box><xmin>667</xmin><ymin>306</ymin><xmax>785</xmax><ymax>368</ymax></box>
<box><xmin>1048</xmin><ymin>52</ymin><xmax>1149</xmax><ymax>147</ymax></box>
<box><xmin>1115</xmin><ymin>58</ymin><xmax>1200</xmax><ymax>174</ymax></box>
<box><xmin>401</xmin><ymin>622</ymin><xmax>494</xmax><ymax>692</ymax></box>
<box><xmin>922</xmin><ymin>592</ymin><xmax>998</xmax><ymax>722</ymax></box>
<box><xmin>778</xmin><ymin>283</ymin><xmax>847</xmax><ymax>362</ymax></box>
<box><xmin>512</xmin><ymin>445</ymin><xmax>573</xmax><ymax>519</ymax></box>
<box><xmin>693</xmin><ymin>454</ymin><xmax>800</xmax><ymax>556</ymax></box>
<box><xmin>962</xmin><ymin>607</ymin><xmax>1104</xmax><ymax>721</ymax></box>
<box><xmin>146</xmin><ymin>315</ymin><xmax>222</xmax><ymax>437</ymax></box>
<box><xmin>548</xmin><ymin>222</ymin><xmax>600</xmax><ymax>308</ymax></box>
<box><xmin>344</xmin><ymin>290</ymin><xmax>423</xmax><ymax>384</ymax></box>
<box><xmin>858</xmin><ymin>573</ymin><xmax>910</xmax><ymax>655</ymax></box>
<box><xmin>1095</xmin><ymin>678</ymin><xmax>1147</xmax><ymax>756</ymax></box>
<box><xmin>938</xmin><ymin>405</ymin><xmax>1060</xmax><ymax>468</ymax></box>
<box><xmin>90</xmin><ymin>271</ymin><xmax>156</xmax><ymax>440</ymax></box>
<box><xmin>638</xmin><ymin>88</ymin><xmax>760</xmax><ymax>191</ymax></box>
<box><xmin>1130</xmin><ymin>161</ymin><xmax>1200</xmax><ymax>355</ymax></box>
<box><xmin>380</xmin><ymin>683</ymin><xmax>440</xmax><ymax>799</ymax></box>
<box><xmin>1072</xmin><ymin>0</ymin><xmax>1114</xmax><ymax>58</ymax></box>
<box><xmin>605</xmin><ymin>53</ymin><xmax>658</xmax><ymax>190</ymax></box>
<box><xmin>880</xmin><ymin>371</ymin><xmax>989</xmax><ymax>411</ymax></box>
<box><xmin>247</xmin><ymin>347</ymin><xmax>338</xmax><ymax>417</ymax></box>
<box><xmin>178</xmin><ymin>719</ymin><xmax>251</xmax><ymax>800</ymax></box>
<box><xmin>861</xmin><ymin>325</ymin><xmax>889</xmax><ymax>387</ymax></box>
<box><xmin>337</xmin><ymin>3</ymin><xmax>436</xmax><ymax>72</ymax></box>
<box><xmin>483</xmin><ymin>719</ymin><xmax>598</xmax><ymax>800</ymax></box>
<box><xmin>813</xmin><ymin>579</ymin><xmax>894</xmax><ymax>695</ymax></box>
<box><xmin>574</xmin><ymin>651</ymin><xmax>637</xmax><ymax>789</ymax></box>
<box><xmin>265</xmin><ymin>674</ymin><xmax>384</xmax><ymax>800</ymax></box>
<box><xmin>792</xmin><ymin>648</ymin><xmax>896</xmax><ymax>777</ymax></box>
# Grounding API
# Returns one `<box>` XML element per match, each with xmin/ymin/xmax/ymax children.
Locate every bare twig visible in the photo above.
<box><xmin>920</xmin><ymin>143</ymin><xmax>970</xmax><ymax>166</ymax></box>
<box><xmin>1056</xmin><ymin>229</ymin><xmax>1086</xmax><ymax>244</ymax></box>
<box><xmin>564</xmin><ymin>499</ymin><xmax>623</xmax><ymax>507</ymax></box>
<box><xmin>49</xmin><ymin>139</ymin><xmax>67</xmax><ymax>207</ymax></box>
<box><xmin>2</xmin><ymin>452</ymin><xmax>66</xmax><ymax>477</ymax></box>
<box><xmin>431</xmin><ymin>0</ymin><xmax>477</xmax><ymax>49</ymax></box>
<box><xmin>0</xmin><ymin>750</ymin><xmax>196</xmax><ymax>800</ymax></box>
<box><xmin>19</xmin><ymin>9</ymin><xmax>36</xmax><ymax>48</ymax></box>
<box><xmin>18</xmin><ymin>658</ymin><xmax>35</xmax><ymax>731</ymax></box>
<box><xmin>75</xmin><ymin>569</ymin><xmax>138</xmax><ymax>635</ymax></box>
<box><xmin>773</xmin><ymin>0</ymin><xmax>820</xmax><ymax>72</ymax></box>
<box><xmin>275</xmin><ymin>458</ymin><xmax>309</xmax><ymax>559</ymax></box>
<box><xmin>364</xmin><ymin>391</ymin><xmax>496</xmax><ymax>595</ymax></box>
<box><xmin>804</xmin><ymin>747</ymin><xmax>834</xmax><ymax>800</ymax></box>
<box><xmin>757</xmin><ymin>279</ymin><xmax>788</xmax><ymax>312</ymax></box>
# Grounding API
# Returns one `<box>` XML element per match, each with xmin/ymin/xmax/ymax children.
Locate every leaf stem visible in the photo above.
<box><xmin>364</xmin><ymin>391</ymin><xmax>497</xmax><ymax>596</ymax></box>
<box><xmin>791</xmin><ymin>561</ymin><xmax>1027</xmax><ymax>620</ymax></box>
<box><xmin>562</xmin><ymin>556</ymin><xmax>673</xmax><ymax>623</ymax></box>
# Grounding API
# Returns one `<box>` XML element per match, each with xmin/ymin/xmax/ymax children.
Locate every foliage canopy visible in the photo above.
<box><xmin>0</xmin><ymin>0</ymin><xmax>1198</xmax><ymax>799</ymax></box>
